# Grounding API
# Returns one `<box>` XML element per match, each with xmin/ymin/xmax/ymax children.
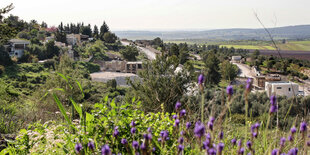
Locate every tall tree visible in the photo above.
<box><xmin>58</xmin><ymin>22</ymin><xmax>64</xmax><ymax>33</ymax></box>
<box><xmin>220</xmin><ymin>60</ymin><xmax>238</xmax><ymax>82</ymax></box>
<box><xmin>93</xmin><ymin>25</ymin><xmax>99</xmax><ymax>39</ymax></box>
<box><xmin>204</xmin><ymin>51</ymin><xmax>221</xmax><ymax>86</ymax></box>
<box><xmin>120</xmin><ymin>45</ymin><xmax>139</xmax><ymax>61</ymax></box>
<box><xmin>80</xmin><ymin>24</ymin><xmax>92</xmax><ymax>37</ymax></box>
<box><xmin>103</xmin><ymin>32</ymin><xmax>117</xmax><ymax>43</ymax></box>
<box><xmin>41</xmin><ymin>21</ymin><xmax>48</xmax><ymax>28</ymax></box>
<box><xmin>99</xmin><ymin>21</ymin><xmax>109</xmax><ymax>40</ymax></box>
<box><xmin>0</xmin><ymin>3</ymin><xmax>14</xmax><ymax>23</ymax></box>
<box><xmin>168</xmin><ymin>43</ymin><xmax>179</xmax><ymax>56</ymax></box>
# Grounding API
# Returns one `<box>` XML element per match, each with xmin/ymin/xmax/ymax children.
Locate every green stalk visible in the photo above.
<box><xmin>264</xmin><ymin>114</ymin><xmax>271</xmax><ymax>150</ymax></box>
<box><xmin>201</xmin><ymin>92</ymin><xmax>205</xmax><ymax>123</ymax></box>
<box><xmin>245</xmin><ymin>95</ymin><xmax>248</xmax><ymax>141</ymax></box>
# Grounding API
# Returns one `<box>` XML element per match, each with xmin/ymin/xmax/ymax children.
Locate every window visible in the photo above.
<box><xmin>289</xmin><ymin>88</ymin><xmax>291</xmax><ymax>91</ymax></box>
<box><xmin>276</xmin><ymin>87</ymin><xmax>282</xmax><ymax>89</ymax></box>
<box><xmin>138</xmin><ymin>64</ymin><xmax>142</xmax><ymax>69</ymax></box>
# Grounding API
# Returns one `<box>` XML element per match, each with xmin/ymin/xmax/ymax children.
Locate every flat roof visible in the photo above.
<box><xmin>9</xmin><ymin>39</ymin><xmax>30</xmax><ymax>44</ymax></box>
<box><xmin>266</xmin><ymin>81</ymin><xmax>298</xmax><ymax>85</ymax></box>
<box><xmin>127</xmin><ymin>62</ymin><xmax>142</xmax><ymax>64</ymax></box>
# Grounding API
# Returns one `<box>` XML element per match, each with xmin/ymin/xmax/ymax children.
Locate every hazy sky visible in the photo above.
<box><xmin>1</xmin><ymin>0</ymin><xmax>310</xmax><ymax>31</ymax></box>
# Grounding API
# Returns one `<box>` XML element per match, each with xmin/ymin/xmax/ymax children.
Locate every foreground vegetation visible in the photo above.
<box><xmin>1</xmin><ymin>75</ymin><xmax>310</xmax><ymax>154</ymax></box>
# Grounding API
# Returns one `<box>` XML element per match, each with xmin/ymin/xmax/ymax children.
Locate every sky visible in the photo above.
<box><xmin>1</xmin><ymin>0</ymin><xmax>310</xmax><ymax>31</ymax></box>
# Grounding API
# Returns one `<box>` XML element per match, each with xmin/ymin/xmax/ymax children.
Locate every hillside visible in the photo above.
<box><xmin>114</xmin><ymin>25</ymin><xmax>310</xmax><ymax>40</ymax></box>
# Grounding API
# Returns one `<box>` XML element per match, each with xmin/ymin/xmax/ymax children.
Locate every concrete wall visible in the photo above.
<box><xmin>265</xmin><ymin>82</ymin><xmax>299</xmax><ymax>98</ymax></box>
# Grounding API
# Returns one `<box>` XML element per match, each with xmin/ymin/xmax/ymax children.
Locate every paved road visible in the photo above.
<box><xmin>121</xmin><ymin>41</ymin><xmax>157</xmax><ymax>60</ymax></box>
<box><xmin>232</xmin><ymin>62</ymin><xmax>254</xmax><ymax>78</ymax></box>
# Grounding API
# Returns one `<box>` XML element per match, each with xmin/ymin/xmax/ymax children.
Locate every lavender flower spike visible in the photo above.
<box><xmin>198</xmin><ymin>74</ymin><xmax>204</xmax><ymax>84</ymax></box>
<box><xmin>101</xmin><ymin>144</ymin><xmax>111</xmax><ymax>155</ymax></box>
<box><xmin>75</xmin><ymin>143</ymin><xmax>83</xmax><ymax>153</ymax></box>
<box><xmin>175</xmin><ymin>101</ymin><xmax>181</xmax><ymax>110</ymax></box>
<box><xmin>88</xmin><ymin>141</ymin><xmax>95</xmax><ymax>150</ymax></box>
<box><xmin>300</xmin><ymin>121</ymin><xmax>307</xmax><ymax>132</ymax></box>
<box><xmin>226</xmin><ymin>85</ymin><xmax>233</xmax><ymax>96</ymax></box>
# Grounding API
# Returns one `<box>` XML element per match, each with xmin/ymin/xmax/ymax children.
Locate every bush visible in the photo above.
<box><xmin>0</xmin><ymin>65</ymin><xmax>4</xmax><ymax>75</ymax></box>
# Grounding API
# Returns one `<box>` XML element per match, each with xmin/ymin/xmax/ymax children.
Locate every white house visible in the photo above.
<box><xmin>265</xmin><ymin>81</ymin><xmax>299</xmax><ymax>98</ymax></box>
<box><xmin>7</xmin><ymin>39</ymin><xmax>30</xmax><ymax>58</ymax></box>
<box><xmin>231</xmin><ymin>56</ymin><xmax>242</xmax><ymax>63</ymax></box>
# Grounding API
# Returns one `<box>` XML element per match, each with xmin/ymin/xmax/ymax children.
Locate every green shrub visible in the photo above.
<box><xmin>0</xmin><ymin>65</ymin><xmax>4</xmax><ymax>75</ymax></box>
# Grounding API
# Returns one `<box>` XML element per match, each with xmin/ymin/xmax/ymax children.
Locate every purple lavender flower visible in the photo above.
<box><xmin>246</xmin><ymin>141</ymin><xmax>252</xmax><ymax>150</ymax></box>
<box><xmin>307</xmin><ymin>141</ymin><xmax>310</xmax><ymax>147</ymax></box>
<box><xmin>172</xmin><ymin>115</ymin><xmax>177</xmax><ymax>119</ymax></box>
<box><xmin>218</xmin><ymin>131</ymin><xmax>224</xmax><ymax>140</ymax></box>
<box><xmin>121</xmin><ymin>138</ymin><xmax>128</xmax><ymax>145</ymax></box>
<box><xmin>238</xmin><ymin>139</ymin><xmax>242</xmax><ymax>147</ymax></box>
<box><xmin>132</xmin><ymin>141</ymin><xmax>139</xmax><ymax>149</ymax></box>
<box><xmin>175</xmin><ymin>101</ymin><xmax>181</xmax><ymax>110</ymax></box>
<box><xmin>101</xmin><ymin>144</ymin><xmax>111</xmax><ymax>155</ymax></box>
<box><xmin>239</xmin><ymin>148</ymin><xmax>245</xmax><ymax>154</ymax></box>
<box><xmin>178</xmin><ymin>137</ymin><xmax>184</xmax><ymax>144</ymax></box>
<box><xmin>300</xmin><ymin>121</ymin><xmax>307</xmax><ymax>132</ymax></box>
<box><xmin>280</xmin><ymin>137</ymin><xmax>286</xmax><ymax>146</ymax></box>
<box><xmin>217</xmin><ymin>142</ymin><xmax>224</xmax><ymax>153</ymax></box>
<box><xmin>180</xmin><ymin>109</ymin><xmax>186</xmax><ymax>117</ymax></box>
<box><xmin>251</xmin><ymin>125</ymin><xmax>255</xmax><ymax>132</ymax></box>
<box><xmin>178</xmin><ymin>144</ymin><xmax>184</xmax><ymax>152</ymax></box>
<box><xmin>113</xmin><ymin>126</ymin><xmax>119</xmax><ymax>138</ymax></box>
<box><xmin>270</xmin><ymin>95</ymin><xmax>276</xmax><ymax>105</ymax></box>
<box><xmin>202</xmin><ymin>139</ymin><xmax>210</xmax><ymax>149</ymax></box>
<box><xmin>207</xmin><ymin>121</ymin><xmax>214</xmax><ymax>131</ymax></box>
<box><xmin>198</xmin><ymin>74</ymin><xmax>204</xmax><ymax>85</ymax></box>
<box><xmin>130</xmin><ymin>121</ymin><xmax>136</xmax><ymax>127</ymax></box>
<box><xmin>206</xmin><ymin>132</ymin><xmax>211</xmax><ymax>140</ymax></box>
<box><xmin>246</xmin><ymin>78</ymin><xmax>252</xmax><ymax>92</ymax></box>
<box><xmin>288</xmin><ymin>148</ymin><xmax>298</xmax><ymax>155</ymax></box>
<box><xmin>147</xmin><ymin>127</ymin><xmax>152</xmax><ymax>133</ymax></box>
<box><xmin>252</xmin><ymin>132</ymin><xmax>258</xmax><ymax>138</ymax></box>
<box><xmin>140</xmin><ymin>143</ymin><xmax>146</xmax><ymax>150</ymax></box>
<box><xmin>186</xmin><ymin>122</ymin><xmax>191</xmax><ymax>129</ymax></box>
<box><xmin>143</xmin><ymin>133</ymin><xmax>152</xmax><ymax>140</ymax></box>
<box><xmin>231</xmin><ymin>138</ymin><xmax>237</xmax><ymax>146</ymax></box>
<box><xmin>194</xmin><ymin>122</ymin><xmax>205</xmax><ymax>138</ymax></box>
<box><xmin>75</xmin><ymin>143</ymin><xmax>83</xmax><ymax>153</ymax></box>
<box><xmin>131</xmin><ymin>127</ymin><xmax>136</xmax><ymax>135</ymax></box>
<box><xmin>157</xmin><ymin>138</ymin><xmax>162</xmax><ymax>142</ymax></box>
<box><xmin>210</xmin><ymin>116</ymin><xmax>215</xmax><ymax>123</ymax></box>
<box><xmin>174</xmin><ymin>119</ymin><xmax>180</xmax><ymax>127</ymax></box>
<box><xmin>254</xmin><ymin>122</ymin><xmax>260</xmax><ymax>129</ymax></box>
<box><xmin>271</xmin><ymin>149</ymin><xmax>278</xmax><ymax>155</ymax></box>
<box><xmin>152</xmin><ymin>147</ymin><xmax>156</xmax><ymax>152</ymax></box>
<box><xmin>208</xmin><ymin>148</ymin><xmax>216</xmax><ymax>155</ymax></box>
<box><xmin>288</xmin><ymin>135</ymin><xmax>293</xmax><ymax>142</ymax></box>
<box><xmin>88</xmin><ymin>141</ymin><xmax>95</xmax><ymax>150</ymax></box>
<box><xmin>269</xmin><ymin>105</ymin><xmax>277</xmax><ymax>114</ymax></box>
<box><xmin>291</xmin><ymin>126</ymin><xmax>297</xmax><ymax>134</ymax></box>
<box><xmin>226</xmin><ymin>85</ymin><xmax>233</xmax><ymax>96</ymax></box>
<box><xmin>180</xmin><ymin>131</ymin><xmax>185</xmax><ymax>135</ymax></box>
<box><xmin>160</xmin><ymin>130</ymin><xmax>169</xmax><ymax>141</ymax></box>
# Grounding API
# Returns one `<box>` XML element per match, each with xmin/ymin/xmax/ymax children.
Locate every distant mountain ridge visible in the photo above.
<box><xmin>114</xmin><ymin>25</ymin><xmax>310</xmax><ymax>41</ymax></box>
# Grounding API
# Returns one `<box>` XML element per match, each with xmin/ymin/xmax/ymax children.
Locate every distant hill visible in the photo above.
<box><xmin>114</xmin><ymin>25</ymin><xmax>310</xmax><ymax>41</ymax></box>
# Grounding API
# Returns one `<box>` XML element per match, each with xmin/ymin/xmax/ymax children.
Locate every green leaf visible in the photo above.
<box><xmin>75</xmin><ymin>80</ymin><xmax>84</xmax><ymax>98</ymax></box>
<box><xmin>69</xmin><ymin>97</ymin><xmax>82</xmax><ymax>119</ymax></box>
<box><xmin>53</xmin><ymin>94</ymin><xmax>72</xmax><ymax>126</ymax></box>
<box><xmin>57</xmin><ymin>72</ymin><xmax>72</xmax><ymax>89</ymax></box>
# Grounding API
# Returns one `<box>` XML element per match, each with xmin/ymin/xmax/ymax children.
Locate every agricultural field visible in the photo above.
<box><xmin>166</xmin><ymin>40</ymin><xmax>310</xmax><ymax>51</ymax></box>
